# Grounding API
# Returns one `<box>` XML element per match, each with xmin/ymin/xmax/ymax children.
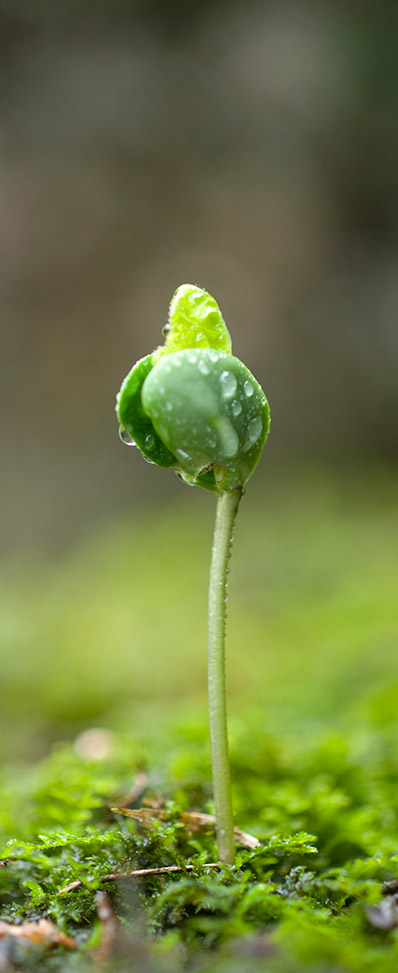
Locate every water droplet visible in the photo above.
<box><xmin>244</xmin><ymin>416</ymin><xmax>263</xmax><ymax>450</ymax></box>
<box><xmin>216</xmin><ymin>417</ymin><xmax>239</xmax><ymax>457</ymax></box>
<box><xmin>244</xmin><ymin>380</ymin><xmax>254</xmax><ymax>398</ymax></box>
<box><xmin>231</xmin><ymin>399</ymin><xmax>242</xmax><ymax>417</ymax></box>
<box><xmin>208</xmin><ymin>349</ymin><xmax>220</xmax><ymax>362</ymax></box>
<box><xmin>187</xmin><ymin>350</ymin><xmax>198</xmax><ymax>364</ymax></box>
<box><xmin>172</xmin><ymin>355</ymin><xmax>183</xmax><ymax>367</ymax></box>
<box><xmin>165</xmin><ymin>401</ymin><xmax>173</xmax><ymax>412</ymax></box>
<box><xmin>144</xmin><ymin>433</ymin><xmax>155</xmax><ymax>450</ymax></box>
<box><xmin>220</xmin><ymin>371</ymin><xmax>237</xmax><ymax>400</ymax></box>
<box><xmin>176</xmin><ymin>447</ymin><xmax>191</xmax><ymax>463</ymax></box>
<box><xmin>198</xmin><ymin>359</ymin><xmax>210</xmax><ymax>376</ymax></box>
<box><xmin>119</xmin><ymin>426</ymin><xmax>136</xmax><ymax>446</ymax></box>
<box><xmin>177</xmin><ymin>471</ymin><xmax>196</xmax><ymax>486</ymax></box>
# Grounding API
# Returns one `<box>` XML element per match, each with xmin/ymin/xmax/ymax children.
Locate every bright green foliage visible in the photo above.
<box><xmin>142</xmin><ymin>349</ymin><xmax>269</xmax><ymax>491</ymax></box>
<box><xmin>0</xmin><ymin>469</ymin><xmax>397</xmax><ymax>970</ymax></box>
<box><xmin>116</xmin><ymin>354</ymin><xmax>176</xmax><ymax>467</ymax></box>
<box><xmin>2</xmin><ymin>716</ymin><xmax>398</xmax><ymax>971</ymax></box>
<box><xmin>116</xmin><ymin>285</ymin><xmax>270</xmax><ymax>491</ymax></box>
<box><xmin>163</xmin><ymin>284</ymin><xmax>232</xmax><ymax>355</ymax></box>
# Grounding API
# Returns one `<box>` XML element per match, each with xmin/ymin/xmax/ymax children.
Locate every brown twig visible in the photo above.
<box><xmin>115</xmin><ymin>772</ymin><xmax>148</xmax><ymax>809</ymax></box>
<box><xmin>0</xmin><ymin>919</ymin><xmax>76</xmax><ymax>949</ymax></box>
<box><xmin>111</xmin><ymin>806</ymin><xmax>260</xmax><ymax>849</ymax></box>
<box><xmin>58</xmin><ymin>862</ymin><xmax>221</xmax><ymax>896</ymax></box>
<box><xmin>95</xmin><ymin>892</ymin><xmax>122</xmax><ymax>964</ymax></box>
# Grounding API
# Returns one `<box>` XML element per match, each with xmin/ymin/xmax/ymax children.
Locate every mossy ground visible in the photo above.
<box><xmin>0</xmin><ymin>465</ymin><xmax>397</xmax><ymax>970</ymax></box>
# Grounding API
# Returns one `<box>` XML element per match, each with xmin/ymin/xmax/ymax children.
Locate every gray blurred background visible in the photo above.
<box><xmin>1</xmin><ymin>0</ymin><xmax>397</xmax><ymax>552</ymax></box>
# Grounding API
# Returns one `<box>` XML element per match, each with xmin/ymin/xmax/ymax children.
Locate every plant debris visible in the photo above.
<box><xmin>0</xmin><ymin>920</ymin><xmax>76</xmax><ymax>949</ymax></box>
<box><xmin>58</xmin><ymin>862</ymin><xmax>221</xmax><ymax>895</ymax></box>
<box><xmin>111</xmin><ymin>806</ymin><xmax>260</xmax><ymax>849</ymax></box>
<box><xmin>366</xmin><ymin>896</ymin><xmax>398</xmax><ymax>931</ymax></box>
<box><xmin>95</xmin><ymin>892</ymin><xmax>123</xmax><ymax>964</ymax></box>
<box><xmin>115</xmin><ymin>772</ymin><xmax>148</xmax><ymax>808</ymax></box>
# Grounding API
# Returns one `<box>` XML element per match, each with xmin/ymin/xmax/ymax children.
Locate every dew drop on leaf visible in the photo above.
<box><xmin>244</xmin><ymin>416</ymin><xmax>263</xmax><ymax>450</ymax></box>
<box><xmin>231</xmin><ymin>399</ymin><xmax>242</xmax><ymax>417</ymax></box>
<box><xmin>243</xmin><ymin>380</ymin><xmax>254</xmax><ymax>398</ymax></box>
<box><xmin>216</xmin><ymin>417</ymin><xmax>239</xmax><ymax>458</ymax></box>
<box><xmin>220</xmin><ymin>371</ymin><xmax>237</xmax><ymax>400</ymax></box>
<box><xmin>176</xmin><ymin>448</ymin><xmax>191</xmax><ymax>462</ymax></box>
<box><xmin>198</xmin><ymin>359</ymin><xmax>210</xmax><ymax>376</ymax></box>
<box><xmin>119</xmin><ymin>427</ymin><xmax>136</xmax><ymax>446</ymax></box>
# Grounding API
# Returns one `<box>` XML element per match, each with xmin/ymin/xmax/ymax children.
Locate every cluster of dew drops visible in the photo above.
<box><xmin>119</xmin><ymin>428</ymin><xmax>157</xmax><ymax>462</ymax></box>
<box><xmin>119</xmin><ymin>348</ymin><xmax>264</xmax><ymax>457</ymax></box>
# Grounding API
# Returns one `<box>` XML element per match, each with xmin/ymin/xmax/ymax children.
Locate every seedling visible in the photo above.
<box><xmin>116</xmin><ymin>284</ymin><xmax>270</xmax><ymax>864</ymax></box>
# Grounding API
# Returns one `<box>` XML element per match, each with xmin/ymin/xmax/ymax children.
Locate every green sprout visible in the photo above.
<box><xmin>116</xmin><ymin>284</ymin><xmax>270</xmax><ymax>864</ymax></box>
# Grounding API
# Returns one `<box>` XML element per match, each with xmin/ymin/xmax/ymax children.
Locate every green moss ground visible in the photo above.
<box><xmin>0</xmin><ymin>465</ymin><xmax>397</xmax><ymax>970</ymax></box>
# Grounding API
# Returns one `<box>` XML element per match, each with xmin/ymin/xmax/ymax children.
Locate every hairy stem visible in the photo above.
<box><xmin>208</xmin><ymin>486</ymin><xmax>242</xmax><ymax>865</ymax></box>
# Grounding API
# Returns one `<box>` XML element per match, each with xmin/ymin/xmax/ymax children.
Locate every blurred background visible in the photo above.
<box><xmin>0</xmin><ymin>1</ymin><xmax>397</xmax><ymax>764</ymax></box>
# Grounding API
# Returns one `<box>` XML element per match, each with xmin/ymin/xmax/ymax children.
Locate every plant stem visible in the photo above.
<box><xmin>208</xmin><ymin>486</ymin><xmax>242</xmax><ymax>865</ymax></box>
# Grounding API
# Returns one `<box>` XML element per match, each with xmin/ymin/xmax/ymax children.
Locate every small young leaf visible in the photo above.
<box><xmin>164</xmin><ymin>284</ymin><xmax>232</xmax><ymax>355</ymax></box>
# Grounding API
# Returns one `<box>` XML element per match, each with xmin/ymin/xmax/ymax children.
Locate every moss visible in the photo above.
<box><xmin>0</xmin><ymin>467</ymin><xmax>397</xmax><ymax>969</ymax></box>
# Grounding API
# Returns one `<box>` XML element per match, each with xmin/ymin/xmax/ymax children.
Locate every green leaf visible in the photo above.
<box><xmin>116</xmin><ymin>354</ymin><xmax>176</xmax><ymax>468</ymax></box>
<box><xmin>163</xmin><ymin>284</ymin><xmax>232</xmax><ymax>355</ymax></box>
<box><xmin>142</xmin><ymin>349</ymin><xmax>270</xmax><ymax>492</ymax></box>
<box><xmin>22</xmin><ymin>880</ymin><xmax>46</xmax><ymax>905</ymax></box>
<box><xmin>116</xmin><ymin>285</ymin><xmax>270</xmax><ymax>491</ymax></box>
